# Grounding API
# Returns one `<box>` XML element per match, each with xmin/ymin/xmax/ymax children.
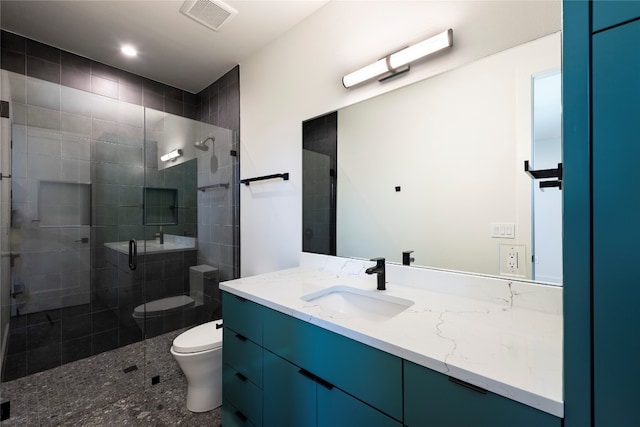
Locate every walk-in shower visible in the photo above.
<box><xmin>0</xmin><ymin>44</ymin><xmax>239</xmax><ymax>422</ymax></box>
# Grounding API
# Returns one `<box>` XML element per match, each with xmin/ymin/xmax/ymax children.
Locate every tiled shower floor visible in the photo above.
<box><xmin>1</xmin><ymin>329</ymin><xmax>222</xmax><ymax>426</ymax></box>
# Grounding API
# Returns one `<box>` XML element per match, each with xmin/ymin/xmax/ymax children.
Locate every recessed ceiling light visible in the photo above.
<box><xmin>121</xmin><ymin>45</ymin><xmax>138</xmax><ymax>57</ymax></box>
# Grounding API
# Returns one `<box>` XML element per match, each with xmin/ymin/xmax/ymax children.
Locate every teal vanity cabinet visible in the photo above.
<box><xmin>262</xmin><ymin>307</ymin><xmax>402</xmax><ymax>427</ymax></box>
<box><xmin>222</xmin><ymin>291</ymin><xmax>560</xmax><ymax>426</ymax></box>
<box><xmin>222</xmin><ymin>293</ymin><xmax>265</xmax><ymax>427</ymax></box>
<box><xmin>222</xmin><ymin>290</ymin><xmax>402</xmax><ymax>427</ymax></box>
<box><xmin>404</xmin><ymin>361</ymin><xmax>561</xmax><ymax>427</ymax></box>
<box><xmin>592</xmin><ymin>16</ymin><xmax>640</xmax><ymax>427</ymax></box>
<box><xmin>263</xmin><ymin>350</ymin><xmax>399</xmax><ymax>427</ymax></box>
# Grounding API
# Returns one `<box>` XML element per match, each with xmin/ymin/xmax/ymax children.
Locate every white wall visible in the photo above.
<box><xmin>240</xmin><ymin>0</ymin><xmax>561</xmax><ymax>277</ymax></box>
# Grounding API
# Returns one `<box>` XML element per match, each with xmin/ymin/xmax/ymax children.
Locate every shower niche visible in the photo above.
<box><xmin>143</xmin><ymin>187</ymin><xmax>178</xmax><ymax>226</ymax></box>
<box><xmin>38</xmin><ymin>181</ymin><xmax>91</xmax><ymax>227</ymax></box>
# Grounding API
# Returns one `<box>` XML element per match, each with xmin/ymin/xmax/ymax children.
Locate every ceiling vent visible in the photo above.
<box><xmin>180</xmin><ymin>0</ymin><xmax>238</xmax><ymax>32</ymax></box>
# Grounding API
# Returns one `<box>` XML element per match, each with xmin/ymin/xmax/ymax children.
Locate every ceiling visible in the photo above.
<box><xmin>0</xmin><ymin>0</ymin><xmax>328</xmax><ymax>93</ymax></box>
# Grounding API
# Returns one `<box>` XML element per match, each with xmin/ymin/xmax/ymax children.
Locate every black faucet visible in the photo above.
<box><xmin>402</xmin><ymin>250</ymin><xmax>415</xmax><ymax>266</ymax></box>
<box><xmin>365</xmin><ymin>257</ymin><xmax>386</xmax><ymax>291</ymax></box>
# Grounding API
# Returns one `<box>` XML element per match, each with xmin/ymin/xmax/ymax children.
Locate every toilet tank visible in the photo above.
<box><xmin>189</xmin><ymin>264</ymin><xmax>219</xmax><ymax>305</ymax></box>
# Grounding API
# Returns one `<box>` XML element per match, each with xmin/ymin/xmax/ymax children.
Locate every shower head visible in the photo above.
<box><xmin>194</xmin><ymin>136</ymin><xmax>215</xmax><ymax>151</ymax></box>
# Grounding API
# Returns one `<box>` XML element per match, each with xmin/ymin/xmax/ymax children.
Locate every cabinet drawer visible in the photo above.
<box><xmin>223</xmin><ymin>400</ymin><xmax>257</xmax><ymax>427</ymax></box>
<box><xmin>263</xmin><ymin>350</ymin><xmax>317</xmax><ymax>427</ymax></box>
<box><xmin>223</xmin><ymin>364</ymin><xmax>263</xmax><ymax>427</ymax></box>
<box><xmin>223</xmin><ymin>327</ymin><xmax>263</xmax><ymax>388</ymax></box>
<box><xmin>404</xmin><ymin>360</ymin><xmax>561</xmax><ymax>427</ymax></box>
<box><xmin>263</xmin><ymin>307</ymin><xmax>402</xmax><ymax>421</ymax></box>
<box><xmin>317</xmin><ymin>382</ymin><xmax>402</xmax><ymax>427</ymax></box>
<box><xmin>222</xmin><ymin>291</ymin><xmax>263</xmax><ymax>344</ymax></box>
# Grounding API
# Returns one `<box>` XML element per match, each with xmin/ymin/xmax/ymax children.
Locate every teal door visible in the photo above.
<box><xmin>593</xmin><ymin>18</ymin><xmax>640</xmax><ymax>425</ymax></box>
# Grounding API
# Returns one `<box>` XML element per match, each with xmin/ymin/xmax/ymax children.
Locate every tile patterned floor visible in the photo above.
<box><xmin>1</xmin><ymin>329</ymin><xmax>222</xmax><ymax>426</ymax></box>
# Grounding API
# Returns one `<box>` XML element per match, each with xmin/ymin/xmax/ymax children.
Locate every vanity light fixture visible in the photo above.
<box><xmin>342</xmin><ymin>29</ymin><xmax>453</xmax><ymax>88</ymax></box>
<box><xmin>160</xmin><ymin>149</ymin><xmax>183</xmax><ymax>162</ymax></box>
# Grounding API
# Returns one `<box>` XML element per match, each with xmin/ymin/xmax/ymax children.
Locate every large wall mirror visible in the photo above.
<box><xmin>303</xmin><ymin>32</ymin><xmax>562</xmax><ymax>285</ymax></box>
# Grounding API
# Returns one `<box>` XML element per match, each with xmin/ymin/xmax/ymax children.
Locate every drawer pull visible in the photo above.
<box><xmin>298</xmin><ymin>368</ymin><xmax>316</xmax><ymax>382</ymax></box>
<box><xmin>448</xmin><ymin>376</ymin><xmax>487</xmax><ymax>394</ymax></box>
<box><xmin>235</xmin><ymin>333</ymin><xmax>248</xmax><ymax>342</ymax></box>
<box><xmin>298</xmin><ymin>369</ymin><xmax>335</xmax><ymax>390</ymax></box>
<box><xmin>235</xmin><ymin>372</ymin><xmax>248</xmax><ymax>382</ymax></box>
<box><xmin>234</xmin><ymin>410</ymin><xmax>248</xmax><ymax>422</ymax></box>
<box><xmin>316</xmin><ymin>376</ymin><xmax>335</xmax><ymax>391</ymax></box>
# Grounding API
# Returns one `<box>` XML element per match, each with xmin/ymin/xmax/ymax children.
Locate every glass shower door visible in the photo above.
<box><xmin>0</xmin><ymin>69</ymin><xmax>149</xmax><ymax>424</ymax></box>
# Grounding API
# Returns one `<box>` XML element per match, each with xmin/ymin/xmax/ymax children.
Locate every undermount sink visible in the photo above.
<box><xmin>301</xmin><ymin>285</ymin><xmax>414</xmax><ymax>320</ymax></box>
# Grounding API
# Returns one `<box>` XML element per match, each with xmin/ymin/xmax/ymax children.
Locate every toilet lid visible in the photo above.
<box><xmin>133</xmin><ymin>295</ymin><xmax>195</xmax><ymax>318</ymax></box>
<box><xmin>172</xmin><ymin>320</ymin><xmax>223</xmax><ymax>354</ymax></box>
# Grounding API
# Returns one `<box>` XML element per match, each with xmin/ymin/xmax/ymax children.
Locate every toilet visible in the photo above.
<box><xmin>131</xmin><ymin>264</ymin><xmax>218</xmax><ymax>331</ymax></box>
<box><xmin>131</xmin><ymin>264</ymin><xmax>223</xmax><ymax>411</ymax></box>
<box><xmin>171</xmin><ymin>319</ymin><xmax>224</xmax><ymax>412</ymax></box>
<box><xmin>131</xmin><ymin>295</ymin><xmax>195</xmax><ymax>329</ymax></box>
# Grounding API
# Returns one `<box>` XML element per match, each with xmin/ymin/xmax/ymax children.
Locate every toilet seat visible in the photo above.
<box><xmin>172</xmin><ymin>320</ymin><xmax>223</xmax><ymax>354</ymax></box>
<box><xmin>132</xmin><ymin>295</ymin><xmax>196</xmax><ymax>319</ymax></box>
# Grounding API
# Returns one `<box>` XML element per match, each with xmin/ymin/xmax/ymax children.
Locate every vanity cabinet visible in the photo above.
<box><xmin>222</xmin><ymin>291</ymin><xmax>402</xmax><ymax>427</ymax></box>
<box><xmin>263</xmin><ymin>349</ymin><xmax>401</xmax><ymax>427</ymax></box>
<box><xmin>262</xmin><ymin>307</ymin><xmax>403</xmax><ymax>422</ymax></box>
<box><xmin>222</xmin><ymin>293</ymin><xmax>265</xmax><ymax>427</ymax></box>
<box><xmin>222</xmin><ymin>291</ymin><xmax>560</xmax><ymax>426</ymax></box>
<box><xmin>404</xmin><ymin>361</ymin><xmax>561</xmax><ymax>427</ymax></box>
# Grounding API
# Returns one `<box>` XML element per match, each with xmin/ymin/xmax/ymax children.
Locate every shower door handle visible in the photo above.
<box><xmin>128</xmin><ymin>239</ymin><xmax>137</xmax><ymax>270</ymax></box>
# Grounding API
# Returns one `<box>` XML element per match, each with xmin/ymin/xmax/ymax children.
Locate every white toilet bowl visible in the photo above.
<box><xmin>170</xmin><ymin>319</ymin><xmax>223</xmax><ymax>412</ymax></box>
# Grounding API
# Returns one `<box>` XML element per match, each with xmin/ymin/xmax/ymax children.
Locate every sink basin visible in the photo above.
<box><xmin>301</xmin><ymin>285</ymin><xmax>414</xmax><ymax>320</ymax></box>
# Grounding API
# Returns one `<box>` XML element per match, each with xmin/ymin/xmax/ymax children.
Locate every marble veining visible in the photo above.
<box><xmin>220</xmin><ymin>253</ymin><xmax>563</xmax><ymax>418</ymax></box>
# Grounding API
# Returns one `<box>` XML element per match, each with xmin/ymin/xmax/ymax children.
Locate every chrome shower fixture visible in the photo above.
<box><xmin>194</xmin><ymin>136</ymin><xmax>215</xmax><ymax>151</ymax></box>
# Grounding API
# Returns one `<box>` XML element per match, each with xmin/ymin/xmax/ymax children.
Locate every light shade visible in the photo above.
<box><xmin>160</xmin><ymin>149</ymin><xmax>183</xmax><ymax>162</ymax></box>
<box><xmin>342</xmin><ymin>29</ymin><xmax>453</xmax><ymax>88</ymax></box>
<box><xmin>388</xmin><ymin>29</ymin><xmax>452</xmax><ymax>69</ymax></box>
<box><xmin>342</xmin><ymin>59</ymin><xmax>390</xmax><ymax>90</ymax></box>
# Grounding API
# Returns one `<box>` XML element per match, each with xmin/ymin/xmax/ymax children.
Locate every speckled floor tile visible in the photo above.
<box><xmin>1</xmin><ymin>328</ymin><xmax>221</xmax><ymax>426</ymax></box>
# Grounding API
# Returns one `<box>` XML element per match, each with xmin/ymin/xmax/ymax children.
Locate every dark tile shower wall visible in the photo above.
<box><xmin>1</xmin><ymin>30</ymin><xmax>240</xmax><ymax>380</ymax></box>
<box><xmin>196</xmin><ymin>66</ymin><xmax>241</xmax><ymax>281</ymax></box>
<box><xmin>0</xmin><ymin>31</ymin><xmax>199</xmax><ymax>118</ymax></box>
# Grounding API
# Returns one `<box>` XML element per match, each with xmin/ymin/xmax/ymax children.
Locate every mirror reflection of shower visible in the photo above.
<box><xmin>195</xmin><ymin>136</ymin><xmax>218</xmax><ymax>173</ymax></box>
<box><xmin>194</xmin><ymin>136</ymin><xmax>215</xmax><ymax>151</ymax></box>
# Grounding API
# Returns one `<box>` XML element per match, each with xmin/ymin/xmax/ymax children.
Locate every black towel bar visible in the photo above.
<box><xmin>240</xmin><ymin>173</ymin><xmax>289</xmax><ymax>186</ymax></box>
<box><xmin>197</xmin><ymin>183</ymin><xmax>230</xmax><ymax>191</ymax></box>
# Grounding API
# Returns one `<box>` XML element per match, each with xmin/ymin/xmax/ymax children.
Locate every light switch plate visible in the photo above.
<box><xmin>491</xmin><ymin>222</ymin><xmax>515</xmax><ymax>239</ymax></box>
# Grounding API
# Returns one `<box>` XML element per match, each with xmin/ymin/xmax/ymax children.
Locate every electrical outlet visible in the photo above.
<box><xmin>499</xmin><ymin>244</ymin><xmax>526</xmax><ymax>277</ymax></box>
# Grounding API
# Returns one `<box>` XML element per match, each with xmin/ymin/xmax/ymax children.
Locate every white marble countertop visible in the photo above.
<box><xmin>220</xmin><ymin>254</ymin><xmax>563</xmax><ymax>418</ymax></box>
